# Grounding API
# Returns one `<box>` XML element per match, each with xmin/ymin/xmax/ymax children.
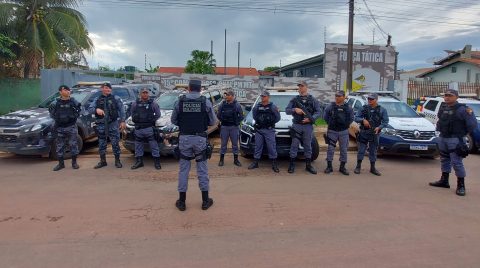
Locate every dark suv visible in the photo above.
<box><xmin>123</xmin><ymin>87</ymin><xmax>224</xmax><ymax>156</ymax></box>
<box><xmin>0</xmin><ymin>84</ymin><xmax>154</xmax><ymax>158</ymax></box>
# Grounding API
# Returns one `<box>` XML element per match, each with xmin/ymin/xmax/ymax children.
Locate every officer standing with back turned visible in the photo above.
<box><xmin>171</xmin><ymin>79</ymin><xmax>217</xmax><ymax>211</ymax></box>
<box><xmin>88</xmin><ymin>82</ymin><xmax>126</xmax><ymax>169</ymax></box>
<box><xmin>217</xmin><ymin>89</ymin><xmax>244</xmax><ymax>167</ymax></box>
<box><xmin>429</xmin><ymin>89</ymin><xmax>477</xmax><ymax>196</ymax></box>
<box><xmin>130</xmin><ymin>87</ymin><xmax>162</xmax><ymax>170</ymax></box>
<box><xmin>323</xmin><ymin>90</ymin><xmax>354</xmax><ymax>175</ymax></box>
<box><xmin>354</xmin><ymin>93</ymin><xmax>388</xmax><ymax>176</ymax></box>
<box><xmin>49</xmin><ymin>85</ymin><xmax>82</xmax><ymax>171</ymax></box>
<box><xmin>248</xmin><ymin>90</ymin><xmax>281</xmax><ymax>173</ymax></box>
<box><xmin>285</xmin><ymin>81</ymin><xmax>322</xmax><ymax>174</ymax></box>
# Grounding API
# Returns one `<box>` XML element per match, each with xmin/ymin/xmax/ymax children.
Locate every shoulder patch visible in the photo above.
<box><xmin>466</xmin><ymin>107</ymin><xmax>473</xmax><ymax>115</ymax></box>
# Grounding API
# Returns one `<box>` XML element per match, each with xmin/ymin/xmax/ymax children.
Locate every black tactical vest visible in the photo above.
<box><xmin>55</xmin><ymin>99</ymin><xmax>79</xmax><ymax>127</ymax></box>
<box><xmin>219</xmin><ymin>101</ymin><xmax>238</xmax><ymax>126</ymax></box>
<box><xmin>178</xmin><ymin>95</ymin><xmax>209</xmax><ymax>134</ymax></box>
<box><xmin>255</xmin><ymin>103</ymin><xmax>276</xmax><ymax>129</ymax></box>
<box><xmin>132</xmin><ymin>99</ymin><xmax>155</xmax><ymax>129</ymax></box>
<box><xmin>360</xmin><ymin>105</ymin><xmax>382</xmax><ymax>130</ymax></box>
<box><xmin>328</xmin><ymin>103</ymin><xmax>350</xmax><ymax>131</ymax></box>
<box><xmin>292</xmin><ymin>95</ymin><xmax>315</xmax><ymax>124</ymax></box>
<box><xmin>95</xmin><ymin>94</ymin><xmax>119</xmax><ymax>123</ymax></box>
<box><xmin>437</xmin><ymin>103</ymin><xmax>467</xmax><ymax>138</ymax></box>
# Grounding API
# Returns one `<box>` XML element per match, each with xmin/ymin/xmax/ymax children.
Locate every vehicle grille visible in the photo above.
<box><xmin>0</xmin><ymin>135</ymin><xmax>17</xmax><ymax>143</ymax></box>
<box><xmin>0</xmin><ymin>119</ymin><xmax>21</xmax><ymax>126</ymax></box>
<box><xmin>397</xmin><ymin>130</ymin><xmax>435</xmax><ymax>140</ymax></box>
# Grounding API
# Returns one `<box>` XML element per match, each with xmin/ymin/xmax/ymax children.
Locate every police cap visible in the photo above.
<box><xmin>335</xmin><ymin>90</ymin><xmax>345</xmax><ymax>97</ymax></box>
<box><xmin>445</xmin><ymin>89</ymin><xmax>459</xmax><ymax>96</ymax></box>
<box><xmin>367</xmin><ymin>93</ymin><xmax>378</xmax><ymax>100</ymax></box>
<box><xmin>58</xmin><ymin>85</ymin><xmax>70</xmax><ymax>91</ymax></box>
<box><xmin>102</xmin><ymin>82</ymin><xmax>112</xmax><ymax>89</ymax></box>
<box><xmin>260</xmin><ymin>91</ymin><xmax>270</xmax><ymax>97</ymax></box>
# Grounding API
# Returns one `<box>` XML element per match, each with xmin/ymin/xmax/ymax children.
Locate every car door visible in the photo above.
<box><xmin>82</xmin><ymin>91</ymin><xmax>101</xmax><ymax>138</ymax></box>
<box><xmin>422</xmin><ymin>99</ymin><xmax>439</xmax><ymax>124</ymax></box>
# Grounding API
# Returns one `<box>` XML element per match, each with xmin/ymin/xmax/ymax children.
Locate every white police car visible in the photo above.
<box><xmin>347</xmin><ymin>92</ymin><xmax>438</xmax><ymax>157</ymax></box>
<box><xmin>420</xmin><ymin>96</ymin><xmax>480</xmax><ymax>152</ymax></box>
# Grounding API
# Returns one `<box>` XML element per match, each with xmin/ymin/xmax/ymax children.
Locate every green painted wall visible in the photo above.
<box><xmin>0</xmin><ymin>79</ymin><xmax>41</xmax><ymax>115</ymax></box>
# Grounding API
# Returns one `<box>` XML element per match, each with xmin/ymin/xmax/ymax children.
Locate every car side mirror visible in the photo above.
<box><xmin>245</xmin><ymin>105</ymin><xmax>252</xmax><ymax>111</ymax></box>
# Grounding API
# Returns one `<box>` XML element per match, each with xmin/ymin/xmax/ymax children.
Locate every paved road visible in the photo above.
<box><xmin>1</xmin><ymin>152</ymin><xmax>479</xmax><ymax>268</ymax></box>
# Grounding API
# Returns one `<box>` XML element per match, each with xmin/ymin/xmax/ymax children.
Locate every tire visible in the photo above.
<box><xmin>465</xmin><ymin>134</ymin><xmax>477</xmax><ymax>153</ymax></box>
<box><xmin>310</xmin><ymin>137</ymin><xmax>320</xmax><ymax>161</ymax></box>
<box><xmin>49</xmin><ymin>133</ymin><xmax>84</xmax><ymax>160</ymax></box>
<box><xmin>240</xmin><ymin>150</ymin><xmax>254</xmax><ymax>159</ymax></box>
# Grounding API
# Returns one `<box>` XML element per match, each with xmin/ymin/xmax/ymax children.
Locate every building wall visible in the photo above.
<box><xmin>0</xmin><ymin>78</ymin><xmax>40</xmax><ymax>115</ymax></box>
<box><xmin>280</xmin><ymin>62</ymin><xmax>324</xmax><ymax>78</ymax></box>
<box><xmin>424</xmin><ymin>62</ymin><xmax>480</xmax><ymax>83</ymax></box>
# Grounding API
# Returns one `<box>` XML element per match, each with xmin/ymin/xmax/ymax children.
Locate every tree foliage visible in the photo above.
<box><xmin>185</xmin><ymin>50</ymin><xmax>216</xmax><ymax>74</ymax></box>
<box><xmin>263</xmin><ymin>66</ymin><xmax>280</xmax><ymax>72</ymax></box>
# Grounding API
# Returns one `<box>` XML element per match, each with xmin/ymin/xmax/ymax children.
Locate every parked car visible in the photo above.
<box><xmin>346</xmin><ymin>92</ymin><xmax>438</xmax><ymax>157</ymax></box>
<box><xmin>419</xmin><ymin>96</ymin><xmax>480</xmax><ymax>152</ymax></box>
<box><xmin>0</xmin><ymin>84</ymin><xmax>148</xmax><ymax>159</ymax></box>
<box><xmin>123</xmin><ymin>87</ymin><xmax>224</xmax><ymax>156</ymax></box>
<box><xmin>239</xmin><ymin>87</ymin><xmax>320</xmax><ymax>160</ymax></box>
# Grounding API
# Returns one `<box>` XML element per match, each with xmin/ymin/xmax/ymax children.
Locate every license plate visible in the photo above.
<box><xmin>410</xmin><ymin>145</ymin><xmax>428</xmax><ymax>151</ymax></box>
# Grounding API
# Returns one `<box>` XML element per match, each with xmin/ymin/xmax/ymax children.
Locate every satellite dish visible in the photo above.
<box><xmin>426</xmin><ymin>56</ymin><xmax>443</xmax><ymax>64</ymax></box>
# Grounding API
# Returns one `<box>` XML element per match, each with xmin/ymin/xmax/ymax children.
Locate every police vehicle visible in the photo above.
<box><xmin>419</xmin><ymin>95</ymin><xmax>480</xmax><ymax>152</ymax></box>
<box><xmin>239</xmin><ymin>87</ymin><xmax>320</xmax><ymax>160</ymax></box>
<box><xmin>347</xmin><ymin>92</ymin><xmax>438</xmax><ymax>157</ymax></box>
<box><xmin>0</xmin><ymin>84</ymin><xmax>146</xmax><ymax>159</ymax></box>
<box><xmin>123</xmin><ymin>86</ymin><xmax>223</xmax><ymax>156</ymax></box>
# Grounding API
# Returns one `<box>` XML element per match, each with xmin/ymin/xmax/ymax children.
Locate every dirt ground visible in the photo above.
<box><xmin>1</xmin><ymin>150</ymin><xmax>480</xmax><ymax>268</ymax></box>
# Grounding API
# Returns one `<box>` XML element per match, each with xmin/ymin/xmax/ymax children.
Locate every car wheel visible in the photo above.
<box><xmin>310</xmin><ymin>137</ymin><xmax>320</xmax><ymax>161</ymax></box>
<box><xmin>465</xmin><ymin>134</ymin><xmax>477</xmax><ymax>153</ymax></box>
<box><xmin>49</xmin><ymin>133</ymin><xmax>84</xmax><ymax>160</ymax></box>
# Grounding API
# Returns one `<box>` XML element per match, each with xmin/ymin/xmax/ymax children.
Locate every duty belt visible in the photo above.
<box><xmin>180</xmin><ymin>131</ymin><xmax>207</xmax><ymax>137</ymax></box>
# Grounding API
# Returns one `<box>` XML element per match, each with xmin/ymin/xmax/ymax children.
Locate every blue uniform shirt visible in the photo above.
<box><xmin>355</xmin><ymin>104</ymin><xmax>389</xmax><ymax>129</ymax></box>
<box><xmin>130</xmin><ymin>100</ymin><xmax>161</xmax><ymax>122</ymax></box>
<box><xmin>49</xmin><ymin>97</ymin><xmax>81</xmax><ymax>119</ymax></box>
<box><xmin>285</xmin><ymin>94</ymin><xmax>322</xmax><ymax>123</ymax></box>
<box><xmin>253</xmin><ymin>102</ymin><xmax>281</xmax><ymax>124</ymax></box>
<box><xmin>323</xmin><ymin>102</ymin><xmax>354</xmax><ymax>127</ymax></box>
<box><xmin>436</xmin><ymin>102</ymin><xmax>478</xmax><ymax>134</ymax></box>
<box><xmin>171</xmin><ymin>92</ymin><xmax>217</xmax><ymax>126</ymax></box>
<box><xmin>88</xmin><ymin>94</ymin><xmax>126</xmax><ymax>122</ymax></box>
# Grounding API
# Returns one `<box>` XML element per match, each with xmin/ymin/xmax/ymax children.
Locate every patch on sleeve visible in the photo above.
<box><xmin>466</xmin><ymin>107</ymin><xmax>473</xmax><ymax>115</ymax></box>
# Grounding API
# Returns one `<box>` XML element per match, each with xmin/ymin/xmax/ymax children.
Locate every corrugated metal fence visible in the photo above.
<box><xmin>0</xmin><ymin>78</ymin><xmax>40</xmax><ymax>115</ymax></box>
<box><xmin>408</xmin><ymin>81</ymin><xmax>480</xmax><ymax>100</ymax></box>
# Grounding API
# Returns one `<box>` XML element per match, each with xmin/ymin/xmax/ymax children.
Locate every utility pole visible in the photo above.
<box><xmin>144</xmin><ymin>54</ymin><xmax>147</xmax><ymax>71</ymax></box>
<box><xmin>224</xmin><ymin>29</ymin><xmax>227</xmax><ymax>75</ymax></box>
<box><xmin>373</xmin><ymin>28</ymin><xmax>375</xmax><ymax>45</ymax></box>
<box><xmin>237</xmin><ymin>42</ymin><xmax>240</xmax><ymax>76</ymax></box>
<box><xmin>346</xmin><ymin>0</ymin><xmax>354</xmax><ymax>94</ymax></box>
<box><xmin>210</xmin><ymin>40</ymin><xmax>214</xmax><ymax>69</ymax></box>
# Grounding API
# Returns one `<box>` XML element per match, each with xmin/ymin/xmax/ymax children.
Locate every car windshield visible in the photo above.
<box><xmin>38</xmin><ymin>91</ymin><xmax>91</xmax><ymax>108</ymax></box>
<box><xmin>156</xmin><ymin>93</ymin><xmax>181</xmax><ymax>110</ymax></box>
<box><xmin>379</xmin><ymin>101</ymin><xmax>419</xmax><ymax>118</ymax></box>
<box><xmin>267</xmin><ymin>95</ymin><xmax>295</xmax><ymax>112</ymax></box>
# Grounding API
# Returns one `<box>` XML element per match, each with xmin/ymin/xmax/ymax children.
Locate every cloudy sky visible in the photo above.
<box><xmin>78</xmin><ymin>0</ymin><xmax>480</xmax><ymax>71</ymax></box>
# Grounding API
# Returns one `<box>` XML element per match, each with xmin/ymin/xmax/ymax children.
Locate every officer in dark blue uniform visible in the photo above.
<box><xmin>49</xmin><ymin>85</ymin><xmax>81</xmax><ymax>171</ymax></box>
<box><xmin>130</xmin><ymin>88</ymin><xmax>161</xmax><ymax>170</ymax></box>
<box><xmin>285</xmin><ymin>81</ymin><xmax>322</xmax><ymax>174</ymax></box>
<box><xmin>323</xmin><ymin>90</ymin><xmax>354</xmax><ymax>175</ymax></box>
<box><xmin>171</xmin><ymin>79</ymin><xmax>217</xmax><ymax>211</ymax></box>
<box><xmin>88</xmin><ymin>82</ymin><xmax>126</xmax><ymax>169</ymax></box>
<box><xmin>429</xmin><ymin>89</ymin><xmax>477</xmax><ymax>196</ymax></box>
<box><xmin>248</xmin><ymin>91</ymin><xmax>281</xmax><ymax>173</ymax></box>
<box><xmin>217</xmin><ymin>89</ymin><xmax>244</xmax><ymax>167</ymax></box>
<box><xmin>354</xmin><ymin>93</ymin><xmax>389</xmax><ymax>176</ymax></box>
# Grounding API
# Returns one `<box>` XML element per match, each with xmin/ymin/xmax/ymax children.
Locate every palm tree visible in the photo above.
<box><xmin>185</xmin><ymin>50</ymin><xmax>216</xmax><ymax>74</ymax></box>
<box><xmin>0</xmin><ymin>0</ymin><xmax>93</xmax><ymax>77</ymax></box>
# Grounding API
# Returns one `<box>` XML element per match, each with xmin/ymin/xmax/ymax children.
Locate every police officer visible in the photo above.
<box><xmin>354</xmin><ymin>93</ymin><xmax>388</xmax><ymax>176</ymax></box>
<box><xmin>429</xmin><ymin>89</ymin><xmax>477</xmax><ymax>196</ymax></box>
<box><xmin>248</xmin><ymin>91</ymin><xmax>281</xmax><ymax>173</ymax></box>
<box><xmin>323</xmin><ymin>90</ymin><xmax>354</xmax><ymax>175</ymax></box>
<box><xmin>217</xmin><ymin>89</ymin><xmax>244</xmax><ymax>167</ymax></box>
<box><xmin>285</xmin><ymin>81</ymin><xmax>322</xmax><ymax>174</ymax></box>
<box><xmin>49</xmin><ymin>85</ymin><xmax>81</xmax><ymax>171</ymax></box>
<box><xmin>171</xmin><ymin>79</ymin><xmax>217</xmax><ymax>211</ymax></box>
<box><xmin>130</xmin><ymin>88</ymin><xmax>162</xmax><ymax>170</ymax></box>
<box><xmin>88</xmin><ymin>82</ymin><xmax>126</xmax><ymax>169</ymax></box>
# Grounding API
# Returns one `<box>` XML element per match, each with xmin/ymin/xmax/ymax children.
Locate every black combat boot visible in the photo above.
<box><xmin>94</xmin><ymin>154</ymin><xmax>107</xmax><ymax>169</ymax></box>
<box><xmin>324</xmin><ymin>161</ymin><xmax>333</xmax><ymax>174</ymax></box>
<box><xmin>176</xmin><ymin>192</ymin><xmax>186</xmax><ymax>211</ymax></box>
<box><xmin>71</xmin><ymin>155</ymin><xmax>79</xmax><ymax>169</ymax></box>
<box><xmin>429</xmin><ymin>172</ymin><xmax>450</xmax><ymax>188</ymax></box>
<box><xmin>288</xmin><ymin>158</ymin><xmax>296</xmax><ymax>173</ymax></box>
<box><xmin>233</xmin><ymin>154</ymin><xmax>242</xmax><ymax>167</ymax></box>
<box><xmin>456</xmin><ymin>177</ymin><xmax>465</xmax><ymax>196</ymax></box>
<box><xmin>370</xmin><ymin>161</ymin><xmax>381</xmax><ymax>176</ymax></box>
<box><xmin>339</xmin><ymin>162</ymin><xmax>349</xmax><ymax>176</ymax></box>
<box><xmin>53</xmin><ymin>158</ymin><xmax>65</xmax><ymax>171</ymax></box>
<box><xmin>154</xmin><ymin>157</ymin><xmax>161</xmax><ymax>170</ymax></box>
<box><xmin>131</xmin><ymin>157</ymin><xmax>144</xmax><ymax>169</ymax></box>
<box><xmin>201</xmin><ymin>191</ymin><xmax>214</xmax><ymax>210</ymax></box>
<box><xmin>354</xmin><ymin>160</ymin><xmax>362</xmax><ymax>174</ymax></box>
<box><xmin>218</xmin><ymin>154</ymin><xmax>225</xmax><ymax>166</ymax></box>
<box><xmin>114</xmin><ymin>155</ymin><xmax>122</xmax><ymax>168</ymax></box>
<box><xmin>248</xmin><ymin>159</ymin><xmax>259</xmax><ymax>169</ymax></box>
<box><xmin>305</xmin><ymin>158</ymin><xmax>317</xmax><ymax>174</ymax></box>
<box><xmin>271</xmin><ymin>159</ymin><xmax>280</xmax><ymax>173</ymax></box>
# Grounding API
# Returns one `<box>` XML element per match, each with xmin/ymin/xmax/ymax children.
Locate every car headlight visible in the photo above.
<box><xmin>21</xmin><ymin>123</ymin><xmax>48</xmax><ymax>133</ymax></box>
<box><xmin>126</xmin><ymin>116</ymin><xmax>134</xmax><ymax>127</ymax></box>
<box><xmin>381</xmin><ymin>127</ymin><xmax>396</xmax><ymax>136</ymax></box>
<box><xmin>241</xmin><ymin>123</ymin><xmax>254</xmax><ymax>134</ymax></box>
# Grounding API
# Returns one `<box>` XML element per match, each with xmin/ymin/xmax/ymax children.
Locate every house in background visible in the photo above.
<box><xmin>399</xmin><ymin>68</ymin><xmax>433</xmax><ymax>81</ymax></box>
<box><xmin>417</xmin><ymin>45</ymin><xmax>480</xmax><ymax>83</ymax></box>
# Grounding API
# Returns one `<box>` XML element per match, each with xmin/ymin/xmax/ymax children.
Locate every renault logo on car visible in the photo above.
<box><xmin>414</xmin><ymin>130</ymin><xmax>421</xmax><ymax>139</ymax></box>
